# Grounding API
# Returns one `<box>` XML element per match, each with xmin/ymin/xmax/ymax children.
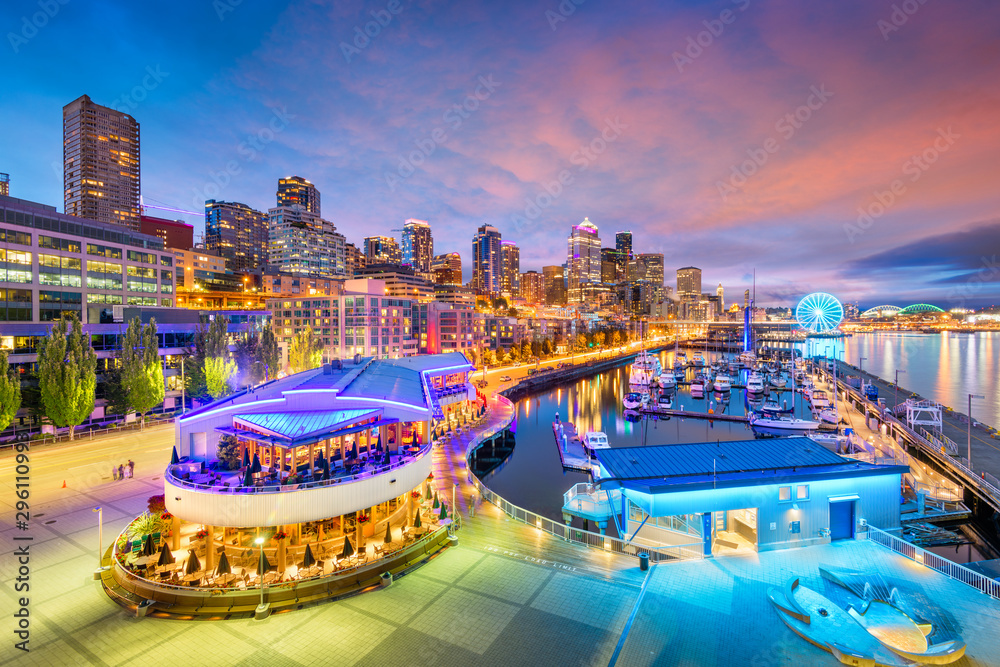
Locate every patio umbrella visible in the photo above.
<box><xmin>142</xmin><ymin>533</ymin><xmax>155</xmax><ymax>556</ymax></box>
<box><xmin>250</xmin><ymin>452</ymin><xmax>262</xmax><ymax>474</ymax></box>
<box><xmin>156</xmin><ymin>542</ymin><xmax>175</xmax><ymax>566</ymax></box>
<box><xmin>256</xmin><ymin>549</ymin><xmax>273</xmax><ymax>575</ymax></box>
<box><xmin>413</xmin><ymin>512</ymin><xmax>422</xmax><ymax>529</ymax></box>
<box><xmin>242</xmin><ymin>466</ymin><xmax>254</xmax><ymax>487</ymax></box>
<box><xmin>185</xmin><ymin>550</ymin><xmax>201</xmax><ymax>575</ymax></box>
<box><xmin>170</xmin><ymin>446</ymin><xmax>180</xmax><ymax>465</ymax></box>
<box><xmin>382</xmin><ymin>449</ymin><xmax>391</xmax><ymax>466</ymax></box>
<box><xmin>433</xmin><ymin>492</ymin><xmax>439</xmax><ymax>509</ymax></box>
<box><xmin>321</xmin><ymin>457</ymin><xmax>331</xmax><ymax>481</ymax></box>
<box><xmin>425</xmin><ymin>483</ymin><xmax>432</xmax><ymax>501</ymax></box>
<box><xmin>301</xmin><ymin>544</ymin><xmax>316</xmax><ymax>568</ymax></box>
<box><xmin>438</xmin><ymin>503</ymin><xmax>448</xmax><ymax>521</ymax></box>
<box><xmin>383</xmin><ymin>522</ymin><xmax>393</xmax><ymax>544</ymax></box>
<box><xmin>350</xmin><ymin>442</ymin><xmax>358</xmax><ymax>460</ymax></box>
<box><xmin>215</xmin><ymin>551</ymin><xmax>232</xmax><ymax>575</ymax></box>
<box><xmin>340</xmin><ymin>536</ymin><xmax>355</xmax><ymax>559</ymax></box>
<box><xmin>242</xmin><ymin>448</ymin><xmax>250</xmax><ymax>468</ymax></box>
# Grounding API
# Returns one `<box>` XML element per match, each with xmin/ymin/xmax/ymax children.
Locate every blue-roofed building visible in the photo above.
<box><xmin>591</xmin><ymin>438</ymin><xmax>906</xmax><ymax>556</ymax></box>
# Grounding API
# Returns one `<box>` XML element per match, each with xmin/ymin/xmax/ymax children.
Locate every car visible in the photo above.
<box><xmin>500</xmin><ymin>375</ymin><xmax>512</xmax><ymax>382</ymax></box>
<box><xmin>557</xmin><ymin>362</ymin><xmax>571</xmax><ymax>369</ymax></box>
<box><xmin>526</xmin><ymin>369</ymin><xmax>537</xmax><ymax>376</ymax></box>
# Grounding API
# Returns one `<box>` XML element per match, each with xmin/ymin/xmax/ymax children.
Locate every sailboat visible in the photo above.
<box><xmin>749</xmin><ymin>349</ymin><xmax>819</xmax><ymax>436</ymax></box>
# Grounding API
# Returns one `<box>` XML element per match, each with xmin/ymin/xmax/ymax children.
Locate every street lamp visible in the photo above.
<box><xmin>859</xmin><ymin>356</ymin><xmax>867</xmax><ymax>374</ymax></box>
<box><xmin>92</xmin><ymin>507</ymin><xmax>108</xmax><ymax>579</ymax></box>
<box><xmin>254</xmin><ymin>535</ymin><xmax>269</xmax><ymax>619</ymax></box>
<box><xmin>968</xmin><ymin>394</ymin><xmax>985</xmax><ymax>465</ymax></box>
<box><xmin>894</xmin><ymin>369</ymin><xmax>906</xmax><ymax>413</ymax></box>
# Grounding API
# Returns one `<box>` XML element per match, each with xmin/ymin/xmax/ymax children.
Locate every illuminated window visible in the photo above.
<box><xmin>796</xmin><ymin>485</ymin><xmax>809</xmax><ymax>500</ymax></box>
<box><xmin>778</xmin><ymin>486</ymin><xmax>791</xmax><ymax>502</ymax></box>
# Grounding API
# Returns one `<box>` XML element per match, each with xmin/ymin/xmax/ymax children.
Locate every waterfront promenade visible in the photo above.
<box><xmin>4</xmin><ymin>357</ymin><xmax>1000</xmax><ymax>666</ymax></box>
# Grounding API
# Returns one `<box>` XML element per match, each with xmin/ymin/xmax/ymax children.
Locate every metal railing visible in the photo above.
<box><xmin>861</xmin><ymin>525</ymin><xmax>1000</xmax><ymax>600</ymax></box>
<box><xmin>165</xmin><ymin>445</ymin><xmax>431</xmax><ymax>494</ymax></box>
<box><xmin>1</xmin><ymin>415</ymin><xmax>177</xmax><ymax>449</ymax></box>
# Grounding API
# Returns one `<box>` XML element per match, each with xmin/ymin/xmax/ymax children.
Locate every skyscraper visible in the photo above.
<box><xmin>141</xmin><ymin>214</ymin><xmax>194</xmax><ymax>250</ymax></box>
<box><xmin>472</xmin><ymin>224</ymin><xmax>502</xmax><ymax>296</ymax></box>
<box><xmin>204</xmin><ymin>200</ymin><xmax>268</xmax><ymax>272</ymax></box>
<box><xmin>345</xmin><ymin>242</ymin><xmax>366</xmax><ymax>275</ymax></box>
<box><xmin>401</xmin><ymin>219</ymin><xmax>433</xmax><ymax>273</ymax></box>
<box><xmin>432</xmin><ymin>252</ymin><xmax>462</xmax><ymax>285</ymax></box>
<box><xmin>677</xmin><ymin>266</ymin><xmax>702</xmax><ymax>299</ymax></box>
<box><xmin>500</xmin><ymin>240</ymin><xmax>520</xmax><ymax>296</ymax></box>
<box><xmin>519</xmin><ymin>271</ymin><xmax>543</xmax><ymax>304</ymax></box>
<box><xmin>63</xmin><ymin>95</ymin><xmax>140</xmax><ymax>231</ymax></box>
<box><xmin>543</xmin><ymin>265</ymin><xmax>566</xmax><ymax>306</ymax></box>
<box><xmin>0</xmin><ymin>173</ymin><xmax>8</xmax><ymax>197</ymax></box>
<box><xmin>615</xmin><ymin>231</ymin><xmax>633</xmax><ymax>281</ymax></box>
<box><xmin>717</xmin><ymin>283</ymin><xmax>724</xmax><ymax>310</ymax></box>
<box><xmin>364</xmin><ymin>236</ymin><xmax>402</xmax><ymax>265</ymax></box>
<box><xmin>567</xmin><ymin>218</ymin><xmax>601</xmax><ymax>302</ymax></box>
<box><xmin>637</xmin><ymin>253</ymin><xmax>665</xmax><ymax>287</ymax></box>
<box><xmin>268</xmin><ymin>205</ymin><xmax>345</xmax><ymax>276</ymax></box>
<box><xmin>276</xmin><ymin>176</ymin><xmax>320</xmax><ymax>215</ymax></box>
<box><xmin>601</xmin><ymin>247</ymin><xmax>620</xmax><ymax>284</ymax></box>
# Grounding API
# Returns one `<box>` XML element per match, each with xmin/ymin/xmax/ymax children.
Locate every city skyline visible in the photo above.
<box><xmin>2</xmin><ymin>1</ymin><xmax>998</xmax><ymax>307</ymax></box>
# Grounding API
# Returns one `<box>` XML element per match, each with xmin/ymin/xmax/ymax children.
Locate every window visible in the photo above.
<box><xmin>0</xmin><ymin>230</ymin><xmax>30</xmax><ymax>246</ymax></box>
<box><xmin>0</xmin><ymin>249</ymin><xmax>32</xmax><ymax>283</ymax></box>
<box><xmin>796</xmin><ymin>485</ymin><xmax>809</xmax><ymax>500</ymax></box>
<box><xmin>778</xmin><ymin>486</ymin><xmax>791</xmax><ymax>502</ymax></box>
<box><xmin>87</xmin><ymin>243</ymin><xmax>122</xmax><ymax>259</ymax></box>
<box><xmin>39</xmin><ymin>235</ymin><xmax>80</xmax><ymax>253</ymax></box>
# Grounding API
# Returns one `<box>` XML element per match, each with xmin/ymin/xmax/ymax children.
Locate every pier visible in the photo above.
<box><xmin>550</xmin><ymin>418</ymin><xmax>594</xmax><ymax>472</ymax></box>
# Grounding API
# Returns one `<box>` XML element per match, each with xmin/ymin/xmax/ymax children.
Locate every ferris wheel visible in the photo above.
<box><xmin>796</xmin><ymin>293</ymin><xmax>843</xmax><ymax>333</ymax></box>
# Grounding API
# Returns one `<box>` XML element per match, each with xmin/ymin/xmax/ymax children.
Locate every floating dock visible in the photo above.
<box><xmin>639</xmin><ymin>405</ymin><xmax>749</xmax><ymax>423</ymax></box>
<box><xmin>551</xmin><ymin>420</ymin><xmax>595</xmax><ymax>473</ymax></box>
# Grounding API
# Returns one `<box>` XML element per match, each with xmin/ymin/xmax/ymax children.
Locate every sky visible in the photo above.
<box><xmin>1</xmin><ymin>0</ymin><xmax>998</xmax><ymax>309</ymax></box>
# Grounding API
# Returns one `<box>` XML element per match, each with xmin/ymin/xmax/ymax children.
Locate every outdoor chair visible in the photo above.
<box><xmin>152</xmin><ymin>532</ymin><xmax>161</xmax><ymax>545</ymax></box>
<box><xmin>132</xmin><ymin>542</ymin><xmax>142</xmax><ymax>554</ymax></box>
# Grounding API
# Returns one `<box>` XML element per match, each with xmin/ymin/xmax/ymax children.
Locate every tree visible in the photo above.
<box><xmin>0</xmin><ymin>349</ymin><xmax>21</xmax><ymax>433</ymax></box>
<box><xmin>507</xmin><ymin>307</ymin><xmax>518</xmax><ymax>317</ymax></box>
<box><xmin>594</xmin><ymin>331</ymin><xmax>606</xmax><ymax>348</ymax></box>
<box><xmin>521</xmin><ymin>340</ymin><xmax>532</xmax><ymax>361</ymax></box>
<box><xmin>258</xmin><ymin>324</ymin><xmax>280</xmax><ymax>382</ymax></box>
<box><xmin>482</xmin><ymin>348</ymin><xmax>496</xmax><ymax>366</ymax></box>
<box><xmin>119</xmin><ymin>317</ymin><xmax>165</xmax><ymax>429</ymax></box>
<box><xmin>288</xmin><ymin>326</ymin><xmax>323</xmax><ymax>374</ymax></box>
<box><xmin>216</xmin><ymin>434</ymin><xmax>242</xmax><ymax>470</ymax></box>
<box><xmin>491</xmin><ymin>297</ymin><xmax>508</xmax><ymax>311</ymax></box>
<box><xmin>541</xmin><ymin>337</ymin><xmax>554</xmax><ymax>357</ymax></box>
<box><xmin>205</xmin><ymin>356</ymin><xmax>236</xmax><ymax>399</ymax></box>
<box><xmin>206</xmin><ymin>315</ymin><xmax>230</xmax><ymax>359</ymax></box>
<box><xmin>101</xmin><ymin>362</ymin><xmax>130</xmax><ymax>417</ymax></box>
<box><xmin>465</xmin><ymin>347</ymin><xmax>479</xmax><ymax>367</ymax></box>
<box><xmin>233</xmin><ymin>332</ymin><xmax>260</xmax><ymax>387</ymax></box>
<box><xmin>611</xmin><ymin>329</ymin><xmax>622</xmax><ymax>347</ymax></box>
<box><xmin>37</xmin><ymin>313</ymin><xmax>97</xmax><ymax>440</ymax></box>
<box><xmin>576</xmin><ymin>333</ymin><xmax>587</xmax><ymax>350</ymax></box>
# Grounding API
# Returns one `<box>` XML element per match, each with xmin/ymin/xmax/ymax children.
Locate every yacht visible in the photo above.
<box><xmin>817</xmin><ymin>407</ymin><xmax>839</xmax><ymax>424</ymax></box>
<box><xmin>760</xmin><ymin>399</ymin><xmax>793</xmax><ymax>416</ymax></box>
<box><xmin>713</xmin><ymin>374</ymin><xmax>732</xmax><ymax>392</ymax></box>
<box><xmin>629</xmin><ymin>351</ymin><xmax>660</xmax><ymax>386</ymax></box>
<box><xmin>692</xmin><ymin>353</ymin><xmax>706</xmax><ymax>367</ymax></box>
<box><xmin>656</xmin><ymin>393</ymin><xmax>673</xmax><ymax>410</ymax></box>
<box><xmin>769</xmin><ymin>374</ymin><xmax>787</xmax><ymax>388</ymax></box>
<box><xmin>690</xmin><ymin>376</ymin><xmax>705</xmax><ymax>397</ymax></box>
<box><xmin>658</xmin><ymin>371</ymin><xmax>677</xmax><ymax>390</ymax></box>
<box><xmin>810</xmin><ymin>389</ymin><xmax>831</xmax><ymax>408</ymax></box>
<box><xmin>673</xmin><ymin>363</ymin><xmax>686</xmax><ymax>380</ymax></box>
<box><xmin>746</xmin><ymin>372</ymin><xmax>765</xmax><ymax>394</ymax></box>
<box><xmin>623</xmin><ymin>392</ymin><xmax>643</xmax><ymax>410</ymax></box>
<box><xmin>808</xmin><ymin>432</ymin><xmax>849</xmax><ymax>453</ymax></box>
<box><xmin>582</xmin><ymin>431</ymin><xmax>611</xmax><ymax>457</ymax></box>
<box><xmin>749</xmin><ymin>412</ymin><xmax>821</xmax><ymax>436</ymax></box>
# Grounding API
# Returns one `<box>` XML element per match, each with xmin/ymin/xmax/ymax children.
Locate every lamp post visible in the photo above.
<box><xmin>254</xmin><ymin>535</ymin><xmax>269</xmax><ymax>619</ymax></box>
<box><xmin>894</xmin><ymin>369</ymin><xmax>906</xmax><ymax>414</ymax></box>
<box><xmin>968</xmin><ymin>394</ymin><xmax>985</xmax><ymax>465</ymax></box>
<box><xmin>180</xmin><ymin>357</ymin><xmax>186</xmax><ymax>415</ymax></box>
<box><xmin>859</xmin><ymin>356</ymin><xmax>867</xmax><ymax>374</ymax></box>
<box><xmin>92</xmin><ymin>507</ymin><xmax>107</xmax><ymax>579</ymax></box>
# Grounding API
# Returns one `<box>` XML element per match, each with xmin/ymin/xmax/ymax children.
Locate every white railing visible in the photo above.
<box><xmin>861</xmin><ymin>525</ymin><xmax>1000</xmax><ymax>600</ymax></box>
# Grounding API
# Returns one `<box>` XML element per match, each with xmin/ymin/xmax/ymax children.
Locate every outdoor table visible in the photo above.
<box><xmin>262</xmin><ymin>572</ymin><xmax>278</xmax><ymax>585</ymax></box>
<box><xmin>405</xmin><ymin>446</ymin><xmax>420</xmax><ymax>455</ymax></box>
<box><xmin>182</xmin><ymin>573</ymin><xmax>202</xmax><ymax>584</ymax></box>
<box><xmin>300</xmin><ymin>566</ymin><xmax>321</xmax><ymax>578</ymax></box>
<box><xmin>213</xmin><ymin>573</ymin><xmax>239</xmax><ymax>587</ymax></box>
<box><xmin>133</xmin><ymin>555</ymin><xmax>151</xmax><ymax>567</ymax></box>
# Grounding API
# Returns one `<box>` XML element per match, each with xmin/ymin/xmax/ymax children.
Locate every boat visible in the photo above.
<box><xmin>808</xmin><ymin>432</ymin><xmax>848</xmax><ymax>452</ymax></box>
<box><xmin>810</xmin><ymin>389</ymin><xmax>831</xmax><ymax>408</ymax></box>
<box><xmin>760</xmin><ymin>400</ymin><xmax>793</xmax><ymax>416</ymax></box>
<box><xmin>656</xmin><ymin>393</ymin><xmax>673</xmax><ymax>410</ymax></box>
<box><xmin>692</xmin><ymin>353</ymin><xmax>706</xmax><ymax>367</ymax></box>
<box><xmin>623</xmin><ymin>392</ymin><xmax>643</xmax><ymax>410</ymax></box>
<box><xmin>769</xmin><ymin>375</ymin><xmax>787</xmax><ymax>388</ymax></box>
<box><xmin>713</xmin><ymin>374</ymin><xmax>732</xmax><ymax>392</ymax></box>
<box><xmin>658</xmin><ymin>371</ymin><xmax>676</xmax><ymax>389</ymax></box>
<box><xmin>817</xmin><ymin>407</ymin><xmax>839</xmax><ymax>424</ymax></box>
<box><xmin>629</xmin><ymin>350</ymin><xmax>661</xmax><ymax>386</ymax></box>
<box><xmin>673</xmin><ymin>364</ymin><xmax>686</xmax><ymax>380</ymax></box>
<box><xmin>690</xmin><ymin>377</ymin><xmax>705</xmax><ymax>397</ymax></box>
<box><xmin>746</xmin><ymin>372</ymin><xmax>765</xmax><ymax>394</ymax></box>
<box><xmin>582</xmin><ymin>431</ymin><xmax>610</xmax><ymax>457</ymax></box>
<box><xmin>749</xmin><ymin>412</ymin><xmax>821</xmax><ymax>436</ymax></box>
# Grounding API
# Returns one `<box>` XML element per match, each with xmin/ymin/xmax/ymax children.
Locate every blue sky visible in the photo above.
<box><xmin>1</xmin><ymin>0</ymin><xmax>998</xmax><ymax>308</ymax></box>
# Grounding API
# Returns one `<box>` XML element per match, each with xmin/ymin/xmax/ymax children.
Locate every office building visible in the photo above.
<box><xmin>601</xmin><ymin>248</ymin><xmax>620</xmax><ymax>284</ymax></box>
<box><xmin>401</xmin><ymin>219</ymin><xmax>433</xmax><ymax>273</ymax></box>
<box><xmin>567</xmin><ymin>218</ymin><xmax>601</xmax><ymax>303</ymax></box>
<box><xmin>677</xmin><ymin>266</ymin><xmax>702</xmax><ymax>300</ymax></box>
<box><xmin>500</xmin><ymin>240</ymin><xmax>520</xmax><ymax>297</ymax></box>
<box><xmin>353</xmin><ymin>264</ymin><xmax>433</xmax><ymax>302</ymax></box>
<box><xmin>433</xmin><ymin>283</ymin><xmax>476</xmax><ymax>308</ymax></box>
<box><xmin>717</xmin><ymin>284</ymin><xmax>724</xmax><ymax>310</ymax></box>
<box><xmin>140</xmin><ymin>214</ymin><xmax>194</xmax><ymax>251</ymax></box>
<box><xmin>472</xmin><ymin>224</ymin><xmax>502</xmax><ymax>296</ymax></box>
<box><xmin>344</xmin><ymin>242</ymin><xmax>365</xmax><ymax>275</ymax></box>
<box><xmin>62</xmin><ymin>95</ymin><xmax>140</xmax><ymax>231</ymax></box>
<box><xmin>268</xmin><ymin>206</ymin><xmax>346</xmax><ymax>277</ymax></box>
<box><xmin>0</xmin><ymin>173</ymin><xmax>8</xmax><ymax>197</ymax></box>
<box><xmin>615</xmin><ymin>231</ymin><xmax>632</xmax><ymax>281</ymax></box>
<box><xmin>267</xmin><ymin>278</ymin><xmax>415</xmax><ymax>359</ymax></box>
<box><xmin>203</xmin><ymin>200</ymin><xmax>267</xmax><ymax>273</ymax></box>
<box><xmin>519</xmin><ymin>270</ymin><xmax>543</xmax><ymax>304</ymax></box>
<box><xmin>276</xmin><ymin>176</ymin><xmax>320</xmax><ymax>215</ymax></box>
<box><xmin>543</xmin><ymin>265</ymin><xmax>566</xmax><ymax>306</ymax></box>
<box><xmin>431</xmin><ymin>252</ymin><xmax>462</xmax><ymax>285</ymax></box>
<box><xmin>364</xmin><ymin>235</ymin><xmax>402</xmax><ymax>266</ymax></box>
<box><xmin>411</xmin><ymin>301</ymin><xmax>486</xmax><ymax>355</ymax></box>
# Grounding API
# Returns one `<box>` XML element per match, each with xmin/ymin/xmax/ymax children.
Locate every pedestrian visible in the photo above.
<box><xmin>118</xmin><ymin>464</ymin><xmax>125</xmax><ymax>481</ymax></box>
<box><xmin>112</xmin><ymin>464</ymin><xmax>118</xmax><ymax>481</ymax></box>
<box><xmin>128</xmin><ymin>459</ymin><xmax>135</xmax><ymax>478</ymax></box>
